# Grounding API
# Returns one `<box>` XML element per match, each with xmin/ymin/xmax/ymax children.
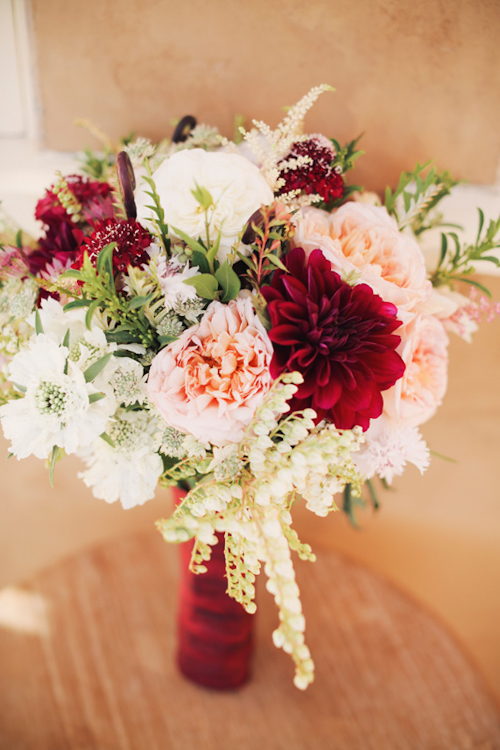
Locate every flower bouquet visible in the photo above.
<box><xmin>1</xmin><ymin>85</ymin><xmax>499</xmax><ymax>690</ymax></box>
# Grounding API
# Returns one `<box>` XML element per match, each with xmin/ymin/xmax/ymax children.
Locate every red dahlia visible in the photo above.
<box><xmin>278</xmin><ymin>135</ymin><xmax>344</xmax><ymax>204</ymax></box>
<box><xmin>261</xmin><ymin>247</ymin><xmax>405</xmax><ymax>430</ymax></box>
<box><xmin>73</xmin><ymin>218</ymin><xmax>152</xmax><ymax>273</ymax></box>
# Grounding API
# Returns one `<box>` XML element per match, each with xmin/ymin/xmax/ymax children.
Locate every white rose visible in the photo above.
<box><xmin>136</xmin><ymin>149</ymin><xmax>273</xmax><ymax>261</ymax></box>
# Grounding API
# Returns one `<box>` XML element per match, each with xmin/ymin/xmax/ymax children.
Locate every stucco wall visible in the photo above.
<box><xmin>30</xmin><ymin>0</ymin><xmax>500</xmax><ymax>191</ymax></box>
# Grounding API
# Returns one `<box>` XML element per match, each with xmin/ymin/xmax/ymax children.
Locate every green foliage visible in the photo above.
<box><xmin>83</xmin><ymin>352</ymin><xmax>113</xmax><ymax>383</ymax></box>
<box><xmin>331</xmin><ymin>134</ymin><xmax>364</xmax><ymax>175</ymax></box>
<box><xmin>214</xmin><ymin>261</ymin><xmax>241</xmax><ymax>302</ymax></box>
<box><xmin>191</xmin><ymin>183</ymin><xmax>213</xmax><ymax>211</ymax></box>
<box><xmin>385</xmin><ymin>162</ymin><xmax>457</xmax><ymax>234</ymax></box>
<box><xmin>238</xmin><ymin>203</ymin><xmax>295</xmax><ymax>292</ymax></box>
<box><xmin>48</xmin><ymin>445</ymin><xmax>62</xmax><ymax>487</ymax></box>
<box><xmin>62</xmin><ymin>244</ymin><xmax>159</xmax><ymax>349</ymax></box>
<box><xmin>34</xmin><ymin>309</ymin><xmax>44</xmax><ymax>335</ymax></box>
<box><xmin>431</xmin><ymin>209</ymin><xmax>500</xmax><ymax>292</ymax></box>
<box><xmin>142</xmin><ymin>161</ymin><xmax>171</xmax><ymax>253</ymax></box>
<box><xmin>183</xmin><ymin>273</ymin><xmax>219</xmax><ymax>300</ymax></box>
<box><xmin>78</xmin><ymin>147</ymin><xmax>114</xmax><ymax>181</ymax></box>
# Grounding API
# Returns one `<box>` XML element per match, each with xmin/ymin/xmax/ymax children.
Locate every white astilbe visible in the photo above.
<box><xmin>156</xmin><ymin>372</ymin><xmax>363</xmax><ymax>690</ymax></box>
<box><xmin>239</xmin><ymin>84</ymin><xmax>333</xmax><ymax>192</ymax></box>
<box><xmin>78</xmin><ymin>409</ymin><xmax>163</xmax><ymax>509</ymax></box>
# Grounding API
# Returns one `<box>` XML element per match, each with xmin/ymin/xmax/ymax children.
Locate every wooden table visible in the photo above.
<box><xmin>0</xmin><ymin>530</ymin><xmax>499</xmax><ymax>749</ymax></box>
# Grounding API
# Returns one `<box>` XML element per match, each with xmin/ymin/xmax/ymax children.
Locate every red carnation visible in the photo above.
<box><xmin>73</xmin><ymin>218</ymin><xmax>153</xmax><ymax>273</ymax></box>
<box><xmin>261</xmin><ymin>247</ymin><xmax>405</xmax><ymax>430</ymax></box>
<box><xmin>277</xmin><ymin>136</ymin><xmax>344</xmax><ymax>204</ymax></box>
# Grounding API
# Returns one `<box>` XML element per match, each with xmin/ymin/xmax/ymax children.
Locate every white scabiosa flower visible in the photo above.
<box><xmin>353</xmin><ymin>415</ymin><xmax>430</xmax><ymax>484</ymax></box>
<box><xmin>78</xmin><ymin>410</ymin><xmax>163</xmax><ymax>509</ymax></box>
<box><xmin>96</xmin><ymin>355</ymin><xmax>147</xmax><ymax>407</ymax></box>
<box><xmin>0</xmin><ymin>335</ymin><xmax>113</xmax><ymax>459</ymax></box>
<box><xmin>28</xmin><ymin>297</ymin><xmax>88</xmax><ymax>344</ymax></box>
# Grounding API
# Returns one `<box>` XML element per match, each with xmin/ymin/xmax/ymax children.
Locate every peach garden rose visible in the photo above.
<box><xmin>383</xmin><ymin>314</ymin><xmax>449</xmax><ymax>427</ymax></box>
<box><xmin>147</xmin><ymin>295</ymin><xmax>273</xmax><ymax>447</ymax></box>
<box><xmin>293</xmin><ymin>203</ymin><xmax>432</xmax><ymax>323</ymax></box>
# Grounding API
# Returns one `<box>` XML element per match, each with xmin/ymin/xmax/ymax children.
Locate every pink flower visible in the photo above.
<box><xmin>383</xmin><ymin>315</ymin><xmax>449</xmax><ymax>426</ymax></box>
<box><xmin>147</xmin><ymin>296</ymin><xmax>273</xmax><ymax>446</ymax></box>
<box><xmin>293</xmin><ymin>204</ymin><xmax>431</xmax><ymax>322</ymax></box>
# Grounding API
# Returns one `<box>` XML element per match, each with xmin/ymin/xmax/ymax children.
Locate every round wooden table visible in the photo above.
<box><xmin>0</xmin><ymin>530</ymin><xmax>499</xmax><ymax>749</ymax></box>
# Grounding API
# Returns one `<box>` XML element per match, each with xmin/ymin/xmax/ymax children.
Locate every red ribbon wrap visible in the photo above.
<box><xmin>173</xmin><ymin>487</ymin><xmax>254</xmax><ymax>689</ymax></box>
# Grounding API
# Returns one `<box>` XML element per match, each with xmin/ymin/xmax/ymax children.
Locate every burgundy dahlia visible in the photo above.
<box><xmin>73</xmin><ymin>218</ymin><xmax>152</xmax><ymax>273</ymax></box>
<box><xmin>261</xmin><ymin>247</ymin><xmax>405</xmax><ymax>430</ymax></box>
<box><xmin>278</xmin><ymin>135</ymin><xmax>344</xmax><ymax>204</ymax></box>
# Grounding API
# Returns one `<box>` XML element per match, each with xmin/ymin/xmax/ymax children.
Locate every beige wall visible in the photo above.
<box><xmin>30</xmin><ymin>0</ymin><xmax>500</xmax><ymax>192</ymax></box>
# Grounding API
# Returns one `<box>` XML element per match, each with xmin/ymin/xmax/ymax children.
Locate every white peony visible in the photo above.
<box><xmin>136</xmin><ymin>149</ymin><xmax>273</xmax><ymax>261</ymax></box>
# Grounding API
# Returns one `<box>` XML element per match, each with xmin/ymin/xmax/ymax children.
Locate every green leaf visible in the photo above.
<box><xmin>49</xmin><ymin>445</ymin><xmax>61</xmax><ymax>487</ymax></box>
<box><xmin>158</xmin><ymin>334</ymin><xmax>178</xmax><ymax>347</ymax></box>
<box><xmin>191</xmin><ymin>250</ymin><xmax>210</xmax><ymax>274</ymax></box>
<box><xmin>63</xmin><ymin>298</ymin><xmax>92</xmax><ymax>311</ymax></box>
<box><xmin>169</xmin><ymin>225</ymin><xmax>207</xmax><ymax>256</ymax></box>
<box><xmin>96</xmin><ymin>241</ymin><xmax>116</xmax><ymax>276</ymax></box>
<box><xmin>480</xmin><ymin>255</ymin><xmax>500</xmax><ymax>266</ymax></box>
<box><xmin>84</xmin><ymin>352</ymin><xmax>113</xmax><ymax>383</ymax></box>
<box><xmin>100</xmin><ymin>432</ymin><xmax>116</xmax><ymax>448</ymax></box>
<box><xmin>88</xmin><ymin>391</ymin><xmax>106</xmax><ymax>403</ymax></box>
<box><xmin>206</xmin><ymin>230</ymin><xmax>222</xmax><ymax>265</ymax></box>
<box><xmin>85</xmin><ymin>299</ymin><xmax>101</xmax><ymax>329</ymax></box>
<box><xmin>105</xmin><ymin>329</ymin><xmax>142</xmax><ymax>344</ymax></box>
<box><xmin>62</xmin><ymin>329</ymin><xmax>70</xmax><ymax>374</ymax></box>
<box><xmin>265</xmin><ymin>254</ymin><xmax>288</xmax><ymax>272</ymax></box>
<box><xmin>191</xmin><ymin>183</ymin><xmax>213</xmax><ymax>210</ymax></box>
<box><xmin>455</xmin><ymin>277</ymin><xmax>492</xmax><ymax>297</ymax></box>
<box><xmin>476</xmin><ymin>208</ymin><xmax>485</xmax><ymax>246</ymax></box>
<box><xmin>214</xmin><ymin>262</ymin><xmax>241</xmax><ymax>302</ymax></box>
<box><xmin>438</xmin><ymin>233</ymin><xmax>448</xmax><ymax>268</ymax></box>
<box><xmin>35</xmin><ymin>309</ymin><xmax>44</xmax><ymax>335</ymax></box>
<box><xmin>15</xmin><ymin>229</ymin><xmax>23</xmax><ymax>250</ymax></box>
<box><xmin>365</xmin><ymin>479</ymin><xmax>380</xmax><ymax>511</ymax></box>
<box><xmin>183</xmin><ymin>273</ymin><xmax>219</xmax><ymax>300</ymax></box>
<box><xmin>61</xmin><ymin>269</ymin><xmax>84</xmax><ymax>280</ymax></box>
<box><xmin>127</xmin><ymin>293</ymin><xmax>155</xmax><ymax>310</ymax></box>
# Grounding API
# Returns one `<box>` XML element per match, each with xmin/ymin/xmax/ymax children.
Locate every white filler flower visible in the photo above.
<box><xmin>136</xmin><ymin>148</ymin><xmax>273</xmax><ymax>260</ymax></box>
<box><xmin>0</xmin><ymin>335</ymin><xmax>113</xmax><ymax>460</ymax></box>
<box><xmin>78</xmin><ymin>410</ymin><xmax>163</xmax><ymax>509</ymax></box>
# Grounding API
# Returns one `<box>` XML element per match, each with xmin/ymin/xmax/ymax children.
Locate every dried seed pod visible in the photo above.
<box><xmin>172</xmin><ymin>115</ymin><xmax>197</xmax><ymax>144</ymax></box>
<box><xmin>117</xmin><ymin>151</ymin><xmax>137</xmax><ymax>219</ymax></box>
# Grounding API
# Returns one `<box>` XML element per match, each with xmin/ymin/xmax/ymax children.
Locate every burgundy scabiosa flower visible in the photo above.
<box><xmin>29</xmin><ymin>175</ymin><xmax>115</xmax><ymax>275</ymax></box>
<box><xmin>277</xmin><ymin>135</ymin><xmax>344</xmax><ymax>204</ymax></box>
<box><xmin>73</xmin><ymin>218</ymin><xmax>153</xmax><ymax>273</ymax></box>
<box><xmin>261</xmin><ymin>247</ymin><xmax>405</xmax><ymax>430</ymax></box>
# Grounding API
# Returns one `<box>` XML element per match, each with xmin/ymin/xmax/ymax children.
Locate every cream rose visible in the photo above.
<box><xmin>136</xmin><ymin>149</ymin><xmax>273</xmax><ymax>261</ymax></box>
<box><xmin>383</xmin><ymin>314</ymin><xmax>449</xmax><ymax>426</ymax></box>
<box><xmin>147</xmin><ymin>295</ymin><xmax>273</xmax><ymax>447</ymax></box>
<box><xmin>293</xmin><ymin>204</ymin><xmax>432</xmax><ymax>322</ymax></box>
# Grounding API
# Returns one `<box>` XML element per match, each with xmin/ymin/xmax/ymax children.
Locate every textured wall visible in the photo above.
<box><xmin>30</xmin><ymin>0</ymin><xmax>500</xmax><ymax>192</ymax></box>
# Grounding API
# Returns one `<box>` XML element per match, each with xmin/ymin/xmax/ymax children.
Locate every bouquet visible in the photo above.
<box><xmin>1</xmin><ymin>85</ymin><xmax>499</xmax><ymax>690</ymax></box>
